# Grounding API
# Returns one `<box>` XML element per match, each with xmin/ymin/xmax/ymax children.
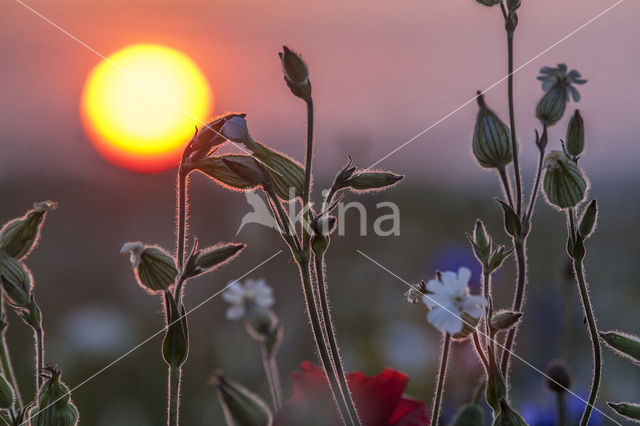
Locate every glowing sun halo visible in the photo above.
<box><xmin>81</xmin><ymin>44</ymin><xmax>213</xmax><ymax>172</ymax></box>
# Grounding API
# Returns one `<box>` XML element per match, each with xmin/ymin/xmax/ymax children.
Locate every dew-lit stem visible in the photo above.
<box><xmin>314</xmin><ymin>254</ymin><xmax>360</xmax><ymax>424</ymax></box>
<box><xmin>0</xmin><ymin>296</ymin><xmax>22</xmax><ymax>409</ymax></box>
<box><xmin>261</xmin><ymin>344</ymin><xmax>282</xmax><ymax>411</ymax></box>
<box><xmin>168</xmin><ymin>364</ymin><xmax>181</xmax><ymax>426</ymax></box>
<box><xmin>431</xmin><ymin>332</ymin><xmax>451</xmax><ymax>425</ymax></box>
<box><xmin>568</xmin><ymin>209</ymin><xmax>601</xmax><ymax>426</ymax></box>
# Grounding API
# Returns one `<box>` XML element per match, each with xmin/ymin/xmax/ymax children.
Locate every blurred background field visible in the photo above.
<box><xmin>1</xmin><ymin>171</ymin><xmax>638</xmax><ymax>424</ymax></box>
<box><xmin>2</xmin><ymin>0</ymin><xmax>640</xmax><ymax>423</ymax></box>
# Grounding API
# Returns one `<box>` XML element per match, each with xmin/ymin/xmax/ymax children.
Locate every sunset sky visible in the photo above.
<box><xmin>1</xmin><ymin>0</ymin><xmax>637</xmax><ymax>184</ymax></box>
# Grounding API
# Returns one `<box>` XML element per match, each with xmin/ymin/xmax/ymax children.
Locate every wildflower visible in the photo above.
<box><xmin>537</xmin><ymin>64</ymin><xmax>587</xmax><ymax>100</ymax></box>
<box><xmin>536</xmin><ymin>64</ymin><xmax>586</xmax><ymax>125</ymax></box>
<box><xmin>221</xmin><ymin>115</ymin><xmax>250</xmax><ymax>143</ymax></box>
<box><xmin>422</xmin><ymin>267</ymin><xmax>487</xmax><ymax>335</ymax></box>
<box><xmin>223</xmin><ymin>278</ymin><xmax>274</xmax><ymax>321</ymax></box>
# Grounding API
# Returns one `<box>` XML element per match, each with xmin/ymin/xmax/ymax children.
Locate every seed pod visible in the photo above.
<box><xmin>545</xmin><ymin>359</ymin><xmax>572</xmax><ymax>393</ymax></box>
<box><xmin>214</xmin><ymin>372</ymin><xmax>273</xmax><ymax>426</ymax></box>
<box><xmin>608</xmin><ymin>402</ymin><xmax>640</xmax><ymax>422</ymax></box>
<box><xmin>566</xmin><ymin>110</ymin><xmax>585</xmax><ymax>157</ymax></box>
<box><xmin>536</xmin><ymin>82</ymin><xmax>567</xmax><ymax>126</ymax></box>
<box><xmin>600</xmin><ymin>331</ymin><xmax>640</xmax><ymax>365</ymax></box>
<box><xmin>183</xmin><ymin>242</ymin><xmax>246</xmax><ymax>280</ymax></box>
<box><xmin>121</xmin><ymin>243</ymin><xmax>177</xmax><ymax>293</ymax></box>
<box><xmin>30</xmin><ymin>366</ymin><xmax>79</xmax><ymax>426</ymax></box>
<box><xmin>0</xmin><ymin>374</ymin><xmax>14</xmax><ymax>409</ymax></box>
<box><xmin>344</xmin><ymin>171</ymin><xmax>404</xmax><ymax>192</ymax></box>
<box><xmin>543</xmin><ymin>151</ymin><xmax>588</xmax><ymax>209</ymax></box>
<box><xmin>279</xmin><ymin>46</ymin><xmax>311</xmax><ymax>101</ymax></box>
<box><xmin>490</xmin><ymin>311</ymin><xmax>522</xmax><ymax>332</ymax></box>
<box><xmin>0</xmin><ymin>253</ymin><xmax>32</xmax><ymax>307</ymax></box>
<box><xmin>0</xmin><ymin>201</ymin><xmax>57</xmax><ymax>260</ymax></box>
<box><xmin>472</xmin><ymin>93</ymin><xmax>513</xmax><ymax>169</ymax></box>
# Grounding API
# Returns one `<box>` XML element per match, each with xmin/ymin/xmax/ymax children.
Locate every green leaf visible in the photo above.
<box><xmin>493</xmin><ymin>399</ymin><xmax>528</xmax><ymax>426</ymax></box>
<box><xmin>496</xmin><ymin>199</ymin><xmax>521</xmax><ymax>240</ymax></box>
<box><xmin>578</xmin><ymin>199</ymin><xmax>598</xmax><ymax>239</ymax></box>
<box><xmin>183</xmin><ymin>242</ymin><xmax>245</xmax><ymax>280</ymax></box>
<box><xmin>450</xmin><ymin>404</ymin><xmax>485</xmax><ymax>426</ymax></box>
<box><xmin>608</xmin><ymin>402</ymin><xmax>640</xmax><ymax>422</ymax></box>
<box><xmin>600</xmin><ymin>331</ymin><xmax>640</xmax><ymax>365</ymax></box>
<box><xmin>486</xmin><ymin>346</ymin><xmax>506</xmax><ymax>415</ymax></box>
<box><xmin>162</xmin><ymin>291</ymin><xmax>188</xmax><ymax>368</ymax></box>
<box><xmin>214</xmin><ymin>372</ymin><xmax>273</xmax><ymax>426</ymax></box>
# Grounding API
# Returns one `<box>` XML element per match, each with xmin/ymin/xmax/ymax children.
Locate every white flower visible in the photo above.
<box><xmin>221</xmin><ymin>116</ymin><xmax>249</xmax><ymax>142</ymax></box>
<box><xmin>222</xmin><ymin>278</ymin><xmax>274</xmax><ymax>321</ymax></box>
<box><xmin>422</xmin><ymin>267</ymin><xmax>488</xmax><ymax>334</ymax></box>
<box><xmin>120</xmin><ymin>241</ymin><xmax>144</xmax><ymax>267</ymax></box>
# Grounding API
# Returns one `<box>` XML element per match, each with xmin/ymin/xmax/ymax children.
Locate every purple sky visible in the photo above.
<box><xmin>1</xmin><ymin>0</ymin><xmax>637</xmax><ymax>185</ymax></box>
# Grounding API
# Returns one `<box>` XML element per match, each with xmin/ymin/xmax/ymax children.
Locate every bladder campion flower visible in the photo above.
<box><xmin>223</xmin><ymin>278</ymin><xmax>275</xmax><ymax>321</ymax></box>
<box><xmin>422</xmin><ymin>267</ymin><xmax>487</xmax><ymax>335</ymax></box>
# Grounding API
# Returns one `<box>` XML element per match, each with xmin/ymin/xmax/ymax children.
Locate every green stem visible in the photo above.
<box><xmin>556</xmin><ymin>391</ymin><xmax>566</xmax><ymax>426</ymax></box>
<box><xmin>296</xmin><ymin>257</ymin><xmax>353</xmax><ymax>425</ymax></box>
<box><xmin>498</xmin><ymin>167</ymin><xmax>515</xmax><ymax>209</ymax></box>
<box><xmin>431</xmin><ymin>333</ymin><xmax>451</xmax><ymax>426</ymax></box>
<box><xmin>176</xmin><ymin>169</ymin><xmax>187</xmax><ymax>272</ymax></box>
<box><xmin>0</xmin><ymin>297</ymin><xmax>22</xmax><ymax>409</ymax></box>
<box><xmin>168</xmin><ymin>365</ymin><xmax>181</xmax><ymax>426</ymax></box>
<box><xmin>314</xmin><ymin>254</ymin><xmax>361</xmax><ymax>424</ymax></box>
<box><xmin>301</xmin><ymin>98</ymin><xmax>314</xmax><ymax>252</ymax></box>
<box><xmin>261</xmin><ymin>345</ymin><xmax>282</xmax><ymax>411</ymax></box>
<box><xmin>568</xmin><ymin>210</ymin><xmax>601</xmax><ymax>426</ymax></box>
<box><xmin>500</xmin><ymin>239</ymin><xmax>526</xmax><ymax>376</ymax></box>
<box><xmin>525</xmin><ymin>127</ymin><xmax>547</xmax><ymax>224</ymax></box>
<box><xmin>506</xmin><ymin>31</ymin><xmax>522</xmax><ymax>217</ymax></box>
<box><xmin>34</xmin><ymin>325</ymin><xmax>44</xmax><ymax>392</ymax></box>
<box><xmin>472</xmin><ymin>332</ymin><xmax>489</xmax><ymax>372</ymax></box>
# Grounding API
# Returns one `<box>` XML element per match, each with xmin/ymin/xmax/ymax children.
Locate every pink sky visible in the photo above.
<box><xmin>1</xmin><ymin>0</ymin><xmax>637</xmax><ymax>184</ymax></box>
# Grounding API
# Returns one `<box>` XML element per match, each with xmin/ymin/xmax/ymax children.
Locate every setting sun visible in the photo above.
<box><xmin>80</xmin><ymin>44</ymin><xmax>212</xmax><ymax>172</ymax></box>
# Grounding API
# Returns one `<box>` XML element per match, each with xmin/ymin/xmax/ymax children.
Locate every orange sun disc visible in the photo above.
<box><xmin>80</xmin><ymin>44</ymin><xmax>213</xmax><ymax>173</ymax></box>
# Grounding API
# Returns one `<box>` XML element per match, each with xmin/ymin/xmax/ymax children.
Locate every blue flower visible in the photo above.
<box><xmin>537</xmin><ymin>63</ymin><xmax>587</xmax><ymax>102</ymax></box>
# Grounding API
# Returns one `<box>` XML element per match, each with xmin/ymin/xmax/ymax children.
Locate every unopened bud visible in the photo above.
<box><xmin>184</xmin><ymin>243</ymin><xmax>246</xmax><ymax>280</ymax></box>
<box><xmin>344</xmin><ymin>171</ymin><xmax>403</xmax><ymax>192</ymax></box>
<box><xmin>30</xmin><ymin>365</ymin><xmax>79</xmax><ymax>426</ymax></box>
<box><xmin>190</xmin><ymin>113</ymin><xmax>247</xmax><ymax>157</ymax></box>
<box><xmin>578</xmin><ymin>199</ymin><xmax>597</xmax><ymax>239</ymax></box>
<box><xmin>545</xmin><ymin>359</ymin><xmax>572</xmax><ymax>393</ymax></box>
<box><xmin>600</xmin><ymin>331</ymin><xmax>640</xmax><ymax>365</ymax></box>
<box><xmin>469</xmin><ymin>220</ymin><xmax>491</xmax><ymax>266</ymax></box>
<box><xmin>0</xmin><ymin>253</ymin><xmax>32</xmax><ymax>307</ymax></box>
<box><xmin>543</xmin><ymin>151</ymin><xmax>588</xmax><ymax>209</ymax></box>
<box><xmin>121</xmin><ymin>243</ymin><xmax>177</xmax><ymax>293</ymax></box>
<box><xmin>507</xmin><ymin>0</ymin><xmax>521</xmax><ymax>10</ymax></box>
<box><xmin>536</xmin><ymin>82</ymin><xmax>567</xmax><ymax>126</ymax></box>
<box><xmin>279</xmin><ymin>46</ymin><xmax>311</xmax><ymax>101</ymax></box>
<box><xmin>0</xmin><ymin>374</ymin><xmax>14</xmax><ymax>409</ymax></box>
<box><xmin>608</xmin><ymin>402</ymin><xmax>640</xmax><ymax>422</ymax></box>
<box><xmin>488</xmin><ymin>245</ymin><xmax>512</xmax><ymax>273</ymax></box>
<box><xmin>213</xmin><ymin>372</ymin><xmax>273</xmax><ymax>426</ymax></box>
<box><xmin>472</xmin><ymin>93</ymin><xmax>513</xmax><ymax>169</ymax></box>
<box><xmin>566</xmin><ymin>110</ymin><xmax>585</xmax><ymax>157</ymax></box>
<box><xmin>0</xmin><ymin>201</ymin><xmax>57</xmax><ymax>260</ymax></box>
<box><xmin>490</xmin><ymin>310</ymin><xmax>523</xmax><ymax>332</ymax></box>
<box><xmin>475</xmin><ymin>0</ymin><xmax>500</xmax><ymax>6</ymax></box>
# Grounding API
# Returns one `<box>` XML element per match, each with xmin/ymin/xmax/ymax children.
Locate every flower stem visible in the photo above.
<box><xmin>500</xmin><ymin>239</ymin><xmax>526</xmax><ymax>376</ymax></box>
<box><xmin>261</xmin><ymin>344</ymin><xmax>282</xmax><ymax>411</ymax></box>
<box><xmin>314</xmin><ymin>254</ymin><xmax>361</xmax><ymax>424</ymax></box>
<box><xmin>168</xmin><ymin>365</ymin><xmax>181</xmax><ymax>426</ymax></box>
<box><xmin>556</xmin><ymin>391</ymin><xmax>566</xmax><ymax>426</ymax></box>
<box><xmin>506</xmin><ymin>31</ymin><xmax>522</xmax><ymax>217</ymax></box>
<box><xmin>498</xmin><ymin>167</ymin><xmax>515</xmax><ymax>209</ymax></box>
<box><xmin>297</xmin><ymin>257</ymin><xmax>353</xmax><ymax>425</ymax></box>
<box><xmin>0</xmin><ymin>296</ymin><xmax>22</xmax><ymax>409</ymax></box>
<box><xmin>34</xmin><ymin>324</ymin><xmax>44</xmax><ymax>392</ymax></box>
<box><xmin>301</xmin><ymin>98</ymin><xmax>314</xmax><ymax>252</ymax></box>
<box><xmin>525</xmin><ymin>128</ymin><xmax>547</xmax><ymax>224</ymax></box>
<box><xmin>472</xmin><ymin>332</ymin><xmax>489</xmax><ymax>372</ymax></box>
<box><xmin>431</xmin><ymin>333</ymin><xmax>451</xmax><ymax>425</ymax></box>
<box><xmin>568</xmin><ymin>210</ymin><xmax>601</xmax><ymax>426</ymax></box>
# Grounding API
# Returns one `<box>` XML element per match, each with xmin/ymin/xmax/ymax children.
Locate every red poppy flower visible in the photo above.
<box><xmin>274</xmin><ymin>361</ymin><xmax>429</xmax><ymax>426</ymax></box>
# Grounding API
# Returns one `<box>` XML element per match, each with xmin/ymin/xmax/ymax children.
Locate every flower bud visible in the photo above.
<box><xmin>542</xmin><ymin>151</ymin><xmax>588</xmax><ymax>209</ymax></box>
<box><xmin>30</xmin><ymin>366</ymin><xmax>79</xmax><ymax>426</ymax></box>
<box><xmin>488</xmin><ymin>245</ymin><xmax>512</xmax><ymax>273</ymax></box>
<box><xmin>600</xmin><ymin>331</ymin><xmax>640</xmax><ymax>365</ymax></box>
<box><xmin>536</xmin><ymin>82</ymin><xmax>567</xmax><ymax>125</ymax></box>
<box><xmin>121</xmin><ymin>243</ymin><xmax>177</xmax><ymax>293</ymax></box>
<box><xmin>608</xmin><ymin>402</ymin><xmax>640</xmax><ymax>422</ymax></box>
<box><xmin>405</xmin><ymin>281</ymin><xmax>427</xmax><ymax>304</ymax></box>
<box><xmin>490</xmin><ymin>310</ymin><xmax>522</xmax><ymax>332</ymax></box>
<box><xmin>0</xmin><ymin>374</ymin><xmax>14</xmax><ymax>409</ymax></box>
<box><xmin>578</xmin><ymin>199</ymin><xmax>597</xmax><ymax>239</ymax></box>
<box><xmin>279</xmin><ymin>46</ymin><xmax>311</xmax><ymax>101</ymax></box>
<box><xmin>507</xmin><ymin>0</ymin><xmax>521</xmax><ymax>10</ymax></box>
<box><xmin>565</xmin><ymin>109</ymin><xmax>585</xmax><ymax>157</ymax></box>
<box><xmin>472</xmin><ymin>93</ymin><xmax>513</xmax><ymax>169</ymax></box>
<box><xmin>545</xmin><ymin>359</ymin><xmax>572</xmax><ymax>393</ymax></box>
<box><xmin>0</xmin><ymin>201</ymin><xmax>56</xmax><ymax>260</ymax></box>
<box><xmin>343</xmin><ymin>171</ymin><xmax>404</xmax><ymax>192</ymax></box>
<box><xmin>196</xmin><ymin>155</ymin><xmax>265</xmax><ymax>192</ymax></box>
<box><xmin>494</xmin><ymin>398</ymin><xmax>527</xmax><ymax>426</ymax></box>
<box><xmin>163</xmin><ymin>291</ymin><xmax>188</xmax><ymax>367</ymax></box>
<box><xmin>0</xmin><ymin>253</ymin><xmax>32</xmax><ymax>307</ymax></box>
<box><xmin>183</xmin><ymin>242</ymin><xmax>246</xmax><ymax>280</ymax></box>
<box><xmin>469</xmin><ymin>220</ymin><xmax>491</xmax><ymax>266</ymax></box>
<box><xmin>191</xmin><ymin>113</ymin><xmax>247</xmax><ymax>157</ymax></box>
<box><xmin>476</xmin><ymin>0</ymin><xmax>500</xmax><ymax>6</ymax></box>
<box><xmin>213</xmin><ymin>372</ymin><xmax>273</xmax><ymax>426</ymax></box>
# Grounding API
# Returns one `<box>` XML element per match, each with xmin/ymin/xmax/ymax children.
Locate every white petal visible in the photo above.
<box><xmin>425</xmin><ymin>279</ymin><xmax>445</xmax><ymax>294</ymax></box>
<box><xmin>457</xmin><ymin>267</ymin><xmax>471</xmax><ymax>286</ymax></box>
<box><xmin>427</xmin><ymin>308</ymin><xmax>463</xmax><ymax>334</ymax></box>
<box><xmin>258</xmin><ymin>295</ymin><xmax>275</xmax><ymax>309</ymax></box>
<box><xmin>440</xmin><ymin>271</ymin><xmax>458</xmax><ymax>287</ymax></box>
<box><xmin>423</xmin><ymin>293</ymin><xmax>453</xmax><ymax>310</ymax></box>
<box><xmin>463</xmin><ymin>295</ymin><xmax>488</xmax><ymax>318</ymax></box>
<box><xmin>225</xmin><ymin>305</ymin><xmax>245</xmax><ymax>321</ymax></box>
<box><xmin>221</xmin><ymin>116</ymin><xmax>249</xmax><ymax>141</ymax></box>
<box><xmin>222</xmin><ymin>285</ymin><xmax>244</xmax><ymax>304</ymax></box>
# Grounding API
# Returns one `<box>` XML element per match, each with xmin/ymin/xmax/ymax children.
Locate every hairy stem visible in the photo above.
<box><xmin>297</xmin><ymin>257</ymin><xmax>353</xmax><ymax>425</ymax></box>
<box><xmin>0</xmin><ymin>297</ymin><xmax>22</xmax><ymax>409</ymax></box>
<box><xmin>568</xmin><ymin>210</ymin><xmax>601</xmax><ymax>426</ymax></box>
<box><xmin>301</xmin><ymin>98</ymin><xmax>314</xmax><ymax>252</ymax></box>
<box><xmin>34</xmin><ymin>324</ymin><xmax>44</xmax><ymax>392</ymax></box>
<box><xmin>431</xmin><ymin>333</ymin><xmax>451</xmax><ymax>425</ymax></box>
<box><xmin>261</xmin><ymin>345</ymin><xmax>282</xmax><ymax>411</ymax></box>
<box><xmin>314</xmin><ymin>254</ymin><xmax>361</xmax><ymax>424</ymax></box>
<box><xmin>498</xmin><ymin>167</ymin><xmax>515</xmax><ymax>209</ymax></box>
<box><xmin>168</xmin><ymin>365</ymin><xmax>181</xmax><ymax>426</ymax></box>
<box><xmin>473</xmin><ymin>332</ymin><xmax>489</xmax><ymax>372</ymax></box>
<box><xmin>506</xmin><ymin>32</ymin><xmax>522</xmax><ymax>216</ymax></box>
<box><xmin>500</xmin><ymin>240</ymin><xmax>526</xmax><ymax>376</ymax></box>
<box><xmin>176</xmin><ymin>169</ymin><xmax>188</xmax><ymax>272</ymax></box>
